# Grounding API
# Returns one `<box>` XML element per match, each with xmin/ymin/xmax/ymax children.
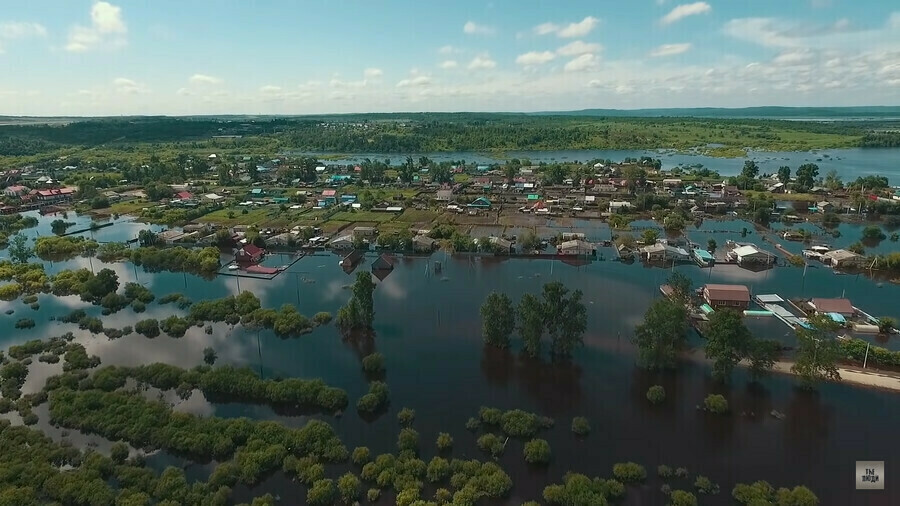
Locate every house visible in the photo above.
<box><xmin>157</xmin><ymin>229</ymin><xmax>186</xmax><ymax>244</ymax></box>
<box><xmin>663</xmin><ymin>245</ymin><xmax>691</xmax><ymax>261</ymax></box>
<box><xmin>329</xmin><ymin>234</ymin><xmax>353</xmax><ymax>250</ymax></box>
<box><xmin>204</xmin><ymin>193</ymin><xmax>225</xmax><ymax>201</ymax></box>
<box><xmin>235</xmin><ymin>243</ymin><xmax>265</xmax><ymax>264</ymax></box>
<box><xmin>340</xmin><ymin>194</ymin><xmax>357</xmax><ymax>204</ymax></box>
<box><xmin>703</xmin><ymin>284</ymin><xmax>751</xmax><ymax>309</ymax></box>
<box><xmin>319</xmin><ymin>189</ymin><xmax>338</xmax><ymax>207</ymax></box>
<box><xmin>767</xmin><ymin>182</ymin><xmax>785</xmax><ymax>193</ymax></box>
<box><xmin>488</xmin><ymin>236</ymin><xmax>514</xmax><ymax>254</ymax></box>
<box><xmin>175</xmin><ymin>191</ymin><xmax>194</xmax><ymax>200</ymax></box>
<box><xmin>33</xmin><ymin>187</ymin><xmax>76</xmax><ymax>202</ymax></box>
<box><xmin>413</xmin><ymin>235</ymin><xmax>437</xmax><ymax>253</ymax></box>
<box><xmin>609</xmin><ymin>201</ymin><xmax>632</xmax><ymax>212</ymax></box>
<box><xmin>817</xmin><ymin>201</ymin><xmax>835</xmax><ymax>213</ymax></box>
<box><xmin>353</xmin><ymin>226</ymin><xmax>377</xmax><ymax>240</ymax></box>
<box><xmin>436</xmin><ymin>189</ymin><xmax>453</xmax><ymax>202</ymax></box>
<box><xmin>467</xmin><ymin>197</ymin><xmax>492</xmax><ymax>209</ymax></box>
<box><xmin>730</xmin><ymin>245</ymin><xmax>776</xmax><ymax>265</ymax></box>
<box><xmin>249</xmin><ymin>188</ymin><xmax>265</xmax><ymax>197</ymax></box>
<box><xmin>810</xmin><ymin>298</ymin><xmax>855</xmax><ymax>318</ymax></box>
<box><xmin>821</xmin><ymin>249</ymin><xmax>865</xmax><ymax>269</ymax></box>
<box><xmin>3</xmin><ymin>185</ymin><xmax>29</xmax><ymax>197</ymax></box>
<box><xmin>371</xmin><ymin>254</ymin><xmax>395</xmax><ymax>271</ymax></box>
<box><xmin>267</xmin><ymin>233</ymin><xmax>297</xmax><ymax>246</ymax></box>
<box><xmin>693</xmin><ymin>248</ymin><xmax>715</xmax><ymax>266</ymax></box>
<box><xmin>558</xmin><ymin>239</ymin><xmax>595</xmax><ymax>256</ymax></box>
<box><xmin>639</xmin><ymin>243</ymin><xmax>667</xmax><ymax>261</ymax></box>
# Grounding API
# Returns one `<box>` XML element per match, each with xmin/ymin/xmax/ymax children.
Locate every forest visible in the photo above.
<box><xmin>1</xmin><ymin>114</ymin><xmax>898</xmax><ymax>165</ymax></box>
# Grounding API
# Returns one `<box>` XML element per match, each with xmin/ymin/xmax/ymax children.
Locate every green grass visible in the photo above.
<box><xmin>453</xmin><ymin>174</ymin><xmax>472</xmax><ymax>183</ymax></box>
<box><xmin>329</xmin><ymin>211</ymin><xmax>397</xmax><ymax>223</ymax></box>
<box><xmin>198</xmin><ymin>207</ymin><xmax>273</xmax><ymax>226</ymax></box>
<box><xmin>394</xmin><ymin>209</ymin><xmax>438</xmax><ymax>223</ymax></box>
<box><xmin>108</xmin><ymin>200</ymin><xmax>151</xmax><ymax>215</ymax></box>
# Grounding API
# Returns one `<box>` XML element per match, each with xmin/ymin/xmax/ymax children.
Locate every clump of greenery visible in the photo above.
<box><xmin>732</xmin><ymin>481</ymin><xmax>818</xmax><ymax>505</ymax></box>
<box><xmin>523</xmin><ymin>438</ymin><xmax>551</xmax><ymax>464</ymax></box>
<box><xmin>669</xmin><ymin>490</ymin><xmax>698</xmax><ymax>506</ymax></box>
<box><xmin>647</xmin><ymin>385</ymin><xmax>666</xmax><ymax>404</ymax></box>
<box><xmin>351</xmin><ymin>446</ymin><xmax>371</xmax><ymax>466</ymax></box>
<box><xmin>366</xmin><ymin>488</ymin><xmax>381</xmax><ymax>502</ymax></box>
<box><xmin>203</xmin><ymin>347</ymin><xmax>217</xmax><ymax>365</ymax></box>
<box><xmin>426</xmin><ymin>456</ymin><xmax>451</xmax><ymax>483</ymax></box>
<box><xmin>658</xmin><ymin>465</ymin><xmax>673</xmax><ymax>479</ymax></box>
<box><xmin>356</xmin><ymin>381</ymin><xmax>389</xmax><ymax>413</ymax></box>
<box><xmin>703</xmin><ymin>394</ymin><xmax>729</xmax><ymax>414</ymax></box>
<box><xmin>465</xmin><ymin>417</ymin><xmax>481</xmax><ymax>432</ymax></box>
<box><xmin>396</xmin><ymin>427</ymin><xmax>419</xmax><ymax>454</ymax></box>
<box><xmin>612</xmin><ymin>462</ymin><xmax>646</xmax><ymax>483</ymax></box>
<box><xmin>134</xmin><ymin>318</ymin><xmax>160</xmax><ymax>338</ymax></box>
<box><xmin>476</xmin><ymin>433</ymin><xmax>505</xmax><ymax>458</ymax></box>
<box><xmin>675</xmin><ymin>467</ymin><xmax>689</xmax><ymax>478</ymax></box>
<box><xmin>337</xmin><ymin>472</ymin><xmax>361</xmax><ymax>504</ymax></box>
<box><xmin>478</xmin><ymin>407</ymin><xmax>551</xmax><ymax>438</ymax></box>
<box><xmin>436</xmin><ymin>432</ymin><xmax>453</xmax><ymax>451</ymax></box>
<box><xmin>14</xmin><ymin>318</ymin><xmax>35</xmax><ymax>329</ymax></box>
<box><xmin>361</xmin><ymin>352</ymin><xmax>385</xmax><ymax>373</ymax></box>
<box><xmin>694</xmin><ymin>475</ymin><xmax>720</xmax><ymax>494</ymax></box>
<box><xmin>571</xmin><ymin>416</ymin><xmax>591</xmax><ymax>436</ymax></box>
<box><xmin>307</xmin><ymin>478</ymin><xmax>336</xmax><ymax>506</ymax></box>
<box><xmin>336</xmin><ymin>271</ymin><xmax>376</xmax><ymax>331</ymax></box>
<box><xmin>397</xmin><ymin>407</ymin><xmax>415</xmax><ymax>426</ymax></box>
<box><xmin>543</xmin><ymin>473</ymin><xmax>625</xmax><ymax>505</ymax></box>
<box><xmin>313</xmin><ymin>311</ymin><xmax>333</xmax><ymax>325</ymax></box>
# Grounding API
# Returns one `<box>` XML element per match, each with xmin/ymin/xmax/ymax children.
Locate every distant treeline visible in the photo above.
<box><xmin>860</xmin><ymin>132</ymin><xmax>900</xmax><ymax>148</ymax></box>
<box><xmin>2</xmin><ymin>114</ymin><xmax>899</xmax><ymax>157</ymax></box>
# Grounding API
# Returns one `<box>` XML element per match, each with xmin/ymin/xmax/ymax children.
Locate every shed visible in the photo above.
<box><xmin>353</xmin><ymin>226</ymin><xmax>377</xmax><ymax>239</ymax></box>
<box><xmin>558</xmin><ymin>239</ymin><xmax>595</xmax><ymax>256</ymax></box>
<box><xmin>413</xmin><ymin>235</ymin><xmax>437</xmax><ymax>253</ymax></box>
<box><xmin>822</xmin><ymin>249</ymin><xmax>864</xmax><ymax>269</ymax></box>
<box><xmin>810</xmin><ymin>298</ymin><xmax>855</xmax><ymax>317</ymax></box>
<box><xmin>703</xmin><ymin>284</ymin><xmax>751</xmax><ymax>309</ymax></box>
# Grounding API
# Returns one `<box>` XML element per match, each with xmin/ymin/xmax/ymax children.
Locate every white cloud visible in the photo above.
<box><xmin>773</xmin><ymin>50</ymin><xmax>816</xmax><ymax>66</ymax></box>
<box><xmin>533</xmin><ymin>16</ymin><xmax>600</xmax><ymax>38</ymax></box>
<box><xmin>468</xmin><ymin>54</ymin><xmax>497</xmax><ymax>70</ymax></box>
<box><xmin>113</xmin><ymin>77</ymin><xmax>148</xmax><ymax>94</ymax></box>
<box><xmin>65</xmin><ymin>1</ymin><xmax>127</xmax><ymax>52</ymax></box>
<box><xmin>438</xmin><ymin>45</ymin><xmax>460</xmax><ymax>55</ymax></box>
<box><xmin>440</xmin><ymin>60</ymin><xmax>459</xmax><ymax>69</ymax></box>
<box><xmin>558</xmin><ymin>16</ymin><xmax>600</xmax><ymax>38</ymax></box>
<box><xmin>259</xmin><ymin>85</ymin><xmax>282</xmax><ymax>94</ymax></box>
<box><xmin>396</xmin><ymin>75</ymin><xmax>433</xmax><ymax>87</ymax></box>
<box><xmin>363</xmin><ymin>68</ymin><xmax>383</xmax><ymax>79</ymax></box>
<box><xmin>888</xmin><ymin>12</ymin><xmax>900</xmax><ymax>30</ymax></box>
<box><xmin>557</xmin><ymin>40</ymin><xmax>602</xmax><ymax>56</ymax></box>
<box><xmin>650</xmin><ymin>43</ymin><xmax>692</xmax><ymax>57</ymax></box>
<box><xmin>330</xmin><ymin>78</ymin><xmax>368</xmax><ymax>88</ymax></box>
<box><xmin>463</xmin><ymin>21</ymin><xmax>494</xmax><ymax>35</ymax></box>
<box><xmin>533</xmin><ymin>22</ymin><xmax>560</xmax><ymax>36</ymax></box>
<box><xmin>564</xmin><ymin>53</ymin><xmax>598</xmax><ymax>72</ymax></box>
<box><xmin>660</xmin><ymin>2</ymin><xmax>711</xmax><ymax>25</ymax></box>
<box><xmin>0</xmin><ymin>22</ymin><xmax>47</xmax><ymax>39</ymax></box>
<box><xmin>189</xmin><ymin>74</ymin><xmax>223</xmax><ymax>85</ymax></box>
<box><xmin>516</xmin><ymin>51</ymin><xmax>556</xmax><ymax>66</ymax></box>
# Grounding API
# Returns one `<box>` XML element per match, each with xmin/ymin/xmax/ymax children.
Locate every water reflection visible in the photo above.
<box><xmin>480</xmin><ymin>347</ymin><xmax>583</xmax><ymax>416</ymax></box>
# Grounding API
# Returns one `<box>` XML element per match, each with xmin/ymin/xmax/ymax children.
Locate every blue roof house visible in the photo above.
<box><xmin>467</xmin><ymin>197</ymin><xmax>492</xmax><ymax>209</ymax></box>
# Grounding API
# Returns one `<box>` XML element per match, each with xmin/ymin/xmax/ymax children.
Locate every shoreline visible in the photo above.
<box><xmin>769</xmin><ymin>360</ymin><xmax>900</xmax><ymax>392</ymax></box>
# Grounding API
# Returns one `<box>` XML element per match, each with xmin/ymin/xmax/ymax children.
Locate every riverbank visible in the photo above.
<box><xmin>770</xmin><ymin>360</ymin><xmax>900</xmax><ymax>392</ymax></box>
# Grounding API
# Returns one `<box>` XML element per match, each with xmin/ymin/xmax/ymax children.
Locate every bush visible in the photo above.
<box><xmin>669</xmin><ymin>490</ymin><xmax>698</xmax><ymax>506</ymax></box>
<box><xmin>397</xmin><ymin>407</ymin><xmax>416</xmax><ymax>426</ymax></box>
<box><xmin>337</xmin><ymin>472</ymin><xmax>361</xmax><ymax>504</ymax></box>
<box><xmin>366</xmin><ymin>488</ymin><xmax>380</xmax><ymax>502</ymax></box>
<box><xmin>14</xmin><ymin>318</ymin><xmax>35</xmax><ymax>329</ymax></box>
<box><xmin>478</xmin><ymin>406</ymin><xmax>503</xmax><ymax>425</ymax></box>
<box><xmin>694</xmin><ymin>475</ymin><xmax>719</xmax><ymax>494</ymax></box>
<box><xmin>351</xmin><ymin>446</ymin><xmax>370</xmax><ymax>466</ymax></box>
<box><xmin>703</xmin><ymin>394</ymin><xmax>729</xmax><ymax>414</ymax></box>
<box><xmin>131</xmin><ymin>300</ymin><xmax>146</xmax><ymax>313</ymax></box>
<box><xmin>356</xmin><ymin>381</ymin><xmax>389</xmax><ymax>413</ymax></box>
<box><xmin>647</xmin><ymin>385</ymin><xmax>666</xmax><ymax>404</ymax></box>
<box><xmin>465</xmin><ymin>417</ymin><xmax>481</xmax><ymax>432</ymax></box>
<box><xmin>397</xmin><ymin>428</ymin><xmax>419</xmax><ymax>453</ymax></box>
<box><xmin>675</xmin><ymin>467</ymin><xmax>689</xmax><ymax>478</ymax></box>
<box><xmin>523</xmin><ymin>438</ymin><xmax>551</xmax><ymax>464</ymax></box>
<box><xmin>571</xmin><ymin>416</ymin><xmax>591</xmax><ymax>436</ymax></box>
<box><xmin>134</xmin><ymin>319</ymin><xmax>160</xmax><ymax>338</ymax></box>
<box><xmin>658</xmin><ymin>465</ymin><xmax>673</xmax><ymax>479</ymax></box>
<box><xmin>436</xmin><ymin>432</ymin><xmax>453</xmax><ymax>451</ymax></box>
<box><xmin>313</xmin><ymin>312</ymin><xmax>333</xmax><ymax>325</ymax></box>
<box><xmin>426</xmin><ymin>456</ymin><xmax>451</xmax><ymax>483</ymax></box>
<box><xmin>361</xmin><ymin>352</ymin><xmax>385</xmax><ymax>373</ymax></box>
<box><xmin>612</xmin><ymin>462</ymin><xmax>646</xmax><ymax>483</ymax></box>
<box><xmin>307</xmin><ymin>479</ymin><xmax>336</xmax><ymax>506</ymax></box>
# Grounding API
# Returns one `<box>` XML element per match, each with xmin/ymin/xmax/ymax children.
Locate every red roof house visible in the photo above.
<box><xmin>175</xmin><ymin>191</ymin><xmax>194</xmax><ymax>200</ymax></box>
<box><xmin>235</xmin><ymin>243</ymin><xmax>265</xmax><ymax>264</ymax></box>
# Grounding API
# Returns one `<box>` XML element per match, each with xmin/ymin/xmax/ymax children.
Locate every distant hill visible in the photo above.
<box><xmin>534</xmin><ymin>106</ymin><xmax>900</xmax><ymax>119</ymax></box>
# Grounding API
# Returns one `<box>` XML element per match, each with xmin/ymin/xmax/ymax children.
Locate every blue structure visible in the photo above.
<box><xmin>467</xmin><ymin>197</ymin><xmax>492</xmax><ymax>209</ymax></box>
<box><xmin>341</xmin><ymin>194</ymin><xmax>357</xmax><ymax>204</ymax></box>
<box><xmin>693</xmin><ymin>248</ymin><xmax>715</xmax><ymax>266</ymax></box>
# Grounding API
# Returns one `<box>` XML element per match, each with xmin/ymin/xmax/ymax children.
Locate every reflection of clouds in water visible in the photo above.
<box><xmin>22</xmin><ymin>361</ymin><xmax>63</xmax><ymax>395</ymax></box>
<box><xmin>375</xmin><ymin>277</ymin><xmax>406</xmax><ymax>300</ymax></box>
<box><xmin>710</xmin><ymin>265</ymin><xmax>772</xmax><ymax>284</ymax></box>
<box><xmin>174</xmin><ymin>390</ymin><xmax>216</xmax><ymax>417</ymax></box>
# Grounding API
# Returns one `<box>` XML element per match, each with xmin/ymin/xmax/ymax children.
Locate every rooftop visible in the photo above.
<box><xmin>704</xmin><ymin>284</ymin><xmax>751</xmax><ymax>302</ymax></box>
<box><xmin>811</xmin><ymin>298</ymin><xmax>854</xmax><ymax>315</ymax></box>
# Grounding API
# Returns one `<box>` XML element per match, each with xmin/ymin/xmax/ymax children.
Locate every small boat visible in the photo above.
<box><xmin>228</xmin><ymin>265</ymin><xmax>240</xmax><ymax>271</ymax></box>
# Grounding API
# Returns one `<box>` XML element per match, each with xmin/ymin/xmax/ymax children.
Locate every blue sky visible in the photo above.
<box><xmin>1</xmin><ymin>1</ymin><xmax>898</xmax><ymax>115</ymax></box>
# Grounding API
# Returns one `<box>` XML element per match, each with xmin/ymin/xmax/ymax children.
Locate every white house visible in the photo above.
<box><xmin>730</xmin><ymin>245</ymin><xmax>775</xmax><ymax>265</ymax></box>
<box><xmin>609</xmin><ymin>201</ymin><xmax>632</xmax><ymax>212</ymax></box>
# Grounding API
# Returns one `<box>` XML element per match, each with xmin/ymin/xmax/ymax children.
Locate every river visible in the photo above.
<box><xmin>2</xmin><ymin>211</ymin><xmax>899</xmax><ymax>504</ymax></box>
<box><xmin>286</xmin><ymin>148</ymin><xmax>900</xmax><ymax>185</ymax></box>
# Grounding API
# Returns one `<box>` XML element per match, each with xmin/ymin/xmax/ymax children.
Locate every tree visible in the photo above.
<box><xmin>203</xmin><ymin>347</ymin><xmax>217</xmax><ymax>365</ymax></box>
<box><xmin>542</xmin><ymin>282</ymin><xmax>587</xmax><ymax>358</ymax></box>
<box><xmin>777</xmin><ymin>166</ymin><xmax>791</xmax><ymax>185</ymax></box>
<box><xmin>504</xmin><ymin>164</ymin><xmax>518</xmax><ymax>184</ymax></box>
<box><xmin>307</xmin><ymin>479</ymin><xmax>335</xmax><ymax>506</ymax></box>
<box><xmin>544</xmin><ymin>165</ymin><xmax>568</xmax><ymax>185</ymax></box>
<box><xmin>622</xmin><ymin>166</ymin><xmax>646</xmax><ymax>194</ymax></box>
<box><xmin>571</xmin><ymin>417</ymin><xmax>591</xmax><ymax>436</ymax></box>
<box><xmin>795</xmin><ymin>163</ymin><xmax>819</xmax><ymax>191</ymax></box>
<box><xmin>518</xmin><ymin>293</ymin><xmax>545</xmax><ymax>358</ymax></box>
<box><xmin>666</xmin><ymin>271</ymin><xmax>692</xmax><ymax>303</ymax></box>
<box><xmin>81</xmin><ymin>269</ymin><xmax>120</xmax><ymax>303</ymax></box>
<box><xmin>337</xmin><ymin>473</ymin><xmax>361</xmax><ymax>504</ymax></box>
<box><xmin>633</xmin><ymin>299</ymin><xmax>688</xmax><ymax>370</ymax></box>
<box><xmin>612</xmin><ymin>462</ymin><xmax>646</xmax><ymax>483</ymax></box>
<box><xmin>436</xmin><ymin>432</ymin><xmax>453</xmax><ymax>451</ymax></box>
<box><xmin>703</xmin><ymin>394</ymin><xmax>729</xmax><ymax>414</ymax></box>
<box><xmin>337</xmin><ymin>271</ymin><xmax>376</xmax><ymax>331</ymax></box>
<box><xmin>878</xmin><ymin>317</ymin><xmax>897</xmax><ymax>335</ymax></box>
<box><xmin>646</xmin><ymin>385</ymin><xmax>666</xmax><ymax>404</ymax></box>
<box><xmin>480</xmin><ymin>292</ymin><xmax>515</xmax><ymax>348</ymax></box>
<box><xmin>704</xmin><ymin>309</ymin><xmax>752</xmax><ymax>381</ymax></box>
<box><xmin>7</xmin><ymin>234</ymin><xmax>33</xmax><ymax>264</ymax></box>
<box><xmin>641</xmin><ymin>229</ymin><xmax>659</xmax><ymax>244</ymax></box>
<box><xmin>397</xmin><ymin>407</ymin><xmax>415</xmax><ymax>425</ymax></box>
<box><xmin>862</xmin><ymin>225</ymin><xmax>886</xmax><ymax>241</ymax></box>
<box><xmin>707</xmin><ymin>239</ymin><xmax>717</xmax><ymax>254</ymax></box>
<box><xmin>747</xmin><ymin>339</ymin><xmax>779</xmax><ymax>381</ymax></box>
<box><xmin>523</xmin><ymin>439</ymin><xmax>551</xmax><ymax>464</ymax></box>
<box><xmin>138</xmin><ymin>229</ymin><xmax>159</xmax><ymax>247</ymax></box>
<box><xmin>741</xmin><ymin>161</ymin><xmax>759</xmax><ymax>180</ymax></box>
<box><xmin>824</xmin><ymin>169</ymin><xmax>842</xmax><ymax>190</ymax></box>
<box><xmin>670</xmin><ymin>490</ymin><xmax>698</xmax><ymax>506</ymax></box>
<box><xmin>792</xmin><ymin>315</ymin><xmax>842</xmax><ymax>389</ymax></box>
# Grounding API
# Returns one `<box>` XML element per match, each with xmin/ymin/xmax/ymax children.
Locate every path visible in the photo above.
<box><xmin>769</xmin><ymin>360</ymin><xmax>900</xmax><ymax>392</ymax></box>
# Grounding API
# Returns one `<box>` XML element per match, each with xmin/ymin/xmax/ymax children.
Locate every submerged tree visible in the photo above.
<box><xmin>337</xmin><ymin>271</ymin><xmax>376</xmax><ymax>331</ymax></box>
<box><xmin>666</xmin><ymin>272</ymin><xmax>692</xmax><ymax>303</ymax></box>
<box><xmin>480</xmin><ymin>292</ymin><xmax>516</xmax><ymax>348</ymax></box>
<box><xmin>518</xmin><ymin>293</ymin><xmax>545</xmax><ymax>358</ymax></box>
<box><xmin>8</xmin><ymin>234</ymin><xmax>34</xmax><ymax>264</ymax></box>
<box><xmin>792</xmin><ymin>315</ymin><xmax>842</xmax><ymax>389</ymax></box>
<box><xmin>704</xmin><ymin>309</ymin><xmax>752</xmax><ymax>381</ymax></box>
<box><xmin>541</xmin><ymin>282</ymin><xmax>587</xmax><ymax>359</ymax></box>
<box><xmin>633</xmin><ymin>298</ymin><xmax>688</xmax><ymax>370</ymax></box>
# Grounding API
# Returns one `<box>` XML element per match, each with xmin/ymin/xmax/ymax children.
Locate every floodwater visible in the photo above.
<box><xmin>3</xmin><ymin>214</ymin><xmax>900</xmax><ymax>505</ymax></box>
<box><xmin>287</xmin><ymin>148</ymin><xmax>900</xmax><ymax>184</ymax></box>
